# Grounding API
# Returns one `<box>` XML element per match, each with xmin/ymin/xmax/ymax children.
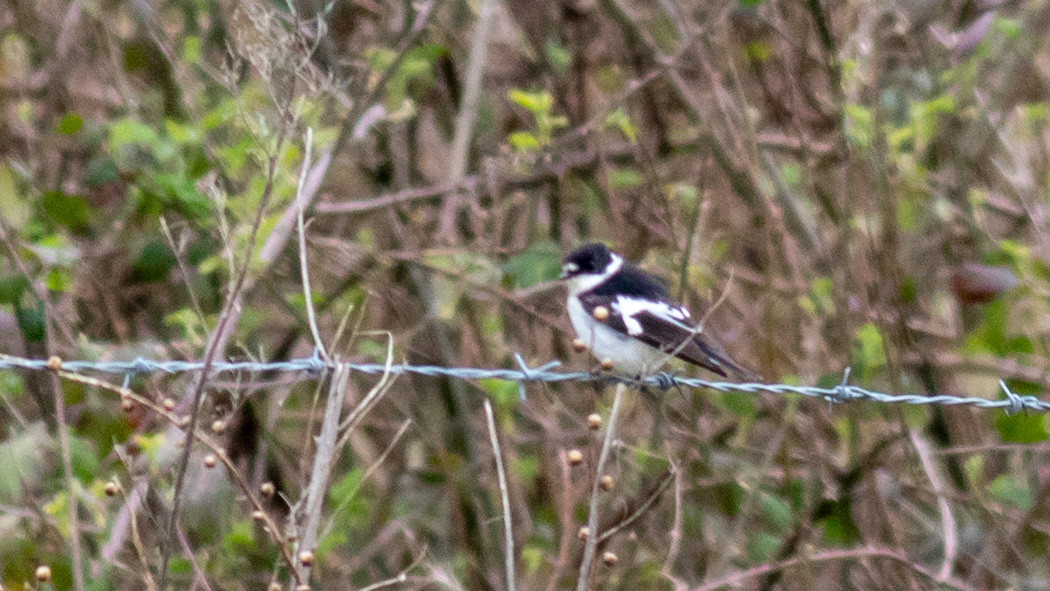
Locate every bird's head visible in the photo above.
<box><xmin>561</xmin><ymin>243</ymin><xmax>623</xmax><ymax>293</ymax></box>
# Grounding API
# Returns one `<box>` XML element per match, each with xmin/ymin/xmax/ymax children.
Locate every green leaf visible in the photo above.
<box><xmin>508</xmin><ymin>89</ymin><xmax>552</xmax><ymax>115</ymax></box>
<box><xmin>479</xmin><ymin>378</ymin><xmax>520</xmax><ymax>408</ymax></box>
<box><xmin>109</xmin><ymin>118</ymin><xmax>161</xmax><ymax>148</ymax></box>
<box><xmin>988</xmin><ymin>474</ymin><xmax>1033</xmax><ymax>510</ymax></box>
<box><xmin>758</xmin><ymin>491</ymin><xmax>793</xmax><ymax>531</ymax></box>
<box><xmin>85</xmin><ymin>157</ymin><xmax>119</xmax><ymax>188</ymax></box>
<box><xmin>0</xmin><ymin>164</ymin><xmax>32</xmax><ymax>228</ymax></box>
<box><xmin>16</xmin><ymin>303</ymin><xmax>46</xmax><ymax>342</ymax></box>
<box><xmin>996</xmin><ymin>412</ymin><xmax>1048</xmax><ymax>444</ymax></box>
<box><xmin>182</xmin><ymin>36</ymin><xmax>200</xmax><ymax>64</ymax></box>
<box><xmin>607</xmin><ymin>167</ymin><xmax>644</xmax><ymax>189</ymax></box>
<box><xmin>56</xmin><ymin>113</ymin><xmax>83</xmax><ymax>135</ymax></box>
<box><xmin>545</xmin><ymin>39</ymin><xmax>571</xmax><ymax>73</ymax></box>
<box><xmin>131</xmin><ymin>241</ymin><xmax>177</xmax><ymax>282</ymax></box>
<box><xmin>747</xmin><ymin>531</ymin><xmax>781</xmax><ymax>562</ymax></box>
<box><xmin>852</xmin><ymin>322</ymin><xmax>886</xmax><ymax>371</ymax></box>
<box><xmin>42</xmin><ymin>190</ymin><xmax>90</xmax><ymax>229</ymax></box>
<box><xmin>502</xmin><ymin>241</ymin><xmax>561</xmax><ymax>288</ymax></box>
<box><xmin>508</xmin><ymin>131</ymin><xmax>540</xmax><ymax>151</ymax></box>
<box><xmin>45</xmin><ymin>268</ymin><xmax>71</xmax><ymax>292</ymax></box>
<box><xmin>603</xmin><ymin>108</ymin><xmax>637</xmax><ymax>144</ymax></box>
<box><xmin>0</xmin><ymin>275</ymin><xmax>29</xmax><ymax>304</ymax></box>
<box><xmin>843</xmin><ymin>103</ymin><xmax>873</xmax><ymax>148</ymax></box>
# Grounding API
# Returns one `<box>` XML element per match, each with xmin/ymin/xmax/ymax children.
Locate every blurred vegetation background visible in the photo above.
<box><xmin>2</xmin><ymin>0</ymin><xmax>1050</xmax><ymax>589</ymax></box>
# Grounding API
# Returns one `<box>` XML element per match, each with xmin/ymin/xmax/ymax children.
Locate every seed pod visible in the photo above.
<box><xmin>587</xmin><ymin>413</ymin><xmax>602</xmax><ymax>430</ymax></box>
<box><xmin>35</xmin><ymin>565</ymin><xmax>52</xmax><ymax>582</ymax></box>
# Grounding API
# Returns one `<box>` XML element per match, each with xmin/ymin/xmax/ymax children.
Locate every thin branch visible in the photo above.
<box><xmin>691</xmin><ymin>546</ymin><xmax>976</xmax><ymax>591</ymax></box>
<box><xmin>909</xmin><ymin>429</ymin><xmax>958</xmax><ymax>580</ymax></box>
<box><xmin>448</xmin><ymin>0</ymin><xmax>498</xmax><ymax>183</ymax></box>
<box><xmin>295</xmin><ymin>362</ymin><xmax>352</xmax><ymax>585</ymax></box>
<box><xmin>484</xmin><ymin>399</ymin><xmax>516</xmax><ymax>591</ymax></box>
<box><xmin>576</xmin><ymin>383</ymin><xmax>626</xmax><ymax>591</ymax></box>
<box><xmin>49</xmin><ymin>364</ymin><xmax>84</xmax><ymax>591</ymax></box>
<box><xmin>296</xmin><ymin>126</ymin><xmax>329</xmax><ymax>361</ymax></box>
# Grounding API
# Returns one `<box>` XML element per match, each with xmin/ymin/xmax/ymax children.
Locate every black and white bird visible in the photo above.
<box><xmin>561</xmin><ymin>243</ymin><xmax>751</xmax><ymax>378</ymax></box>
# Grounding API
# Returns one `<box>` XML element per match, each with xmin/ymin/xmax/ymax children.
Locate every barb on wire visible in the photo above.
<box><xmin>1</xmin><ymin>352</ymin><xmax>1048</xmax><ymax>414</ymax></box>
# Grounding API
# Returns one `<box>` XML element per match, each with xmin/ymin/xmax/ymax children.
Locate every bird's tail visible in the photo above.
<box><xmin>694</xmin><ymin>336</ymin><xmax>760</xmax><ymax>382</ymax></box>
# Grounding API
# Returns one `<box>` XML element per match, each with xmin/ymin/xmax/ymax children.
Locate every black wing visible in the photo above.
<box><xmin>577</xmin><ymin>291</ymin><xmax>752</xmax><ymax>379</ymax></box>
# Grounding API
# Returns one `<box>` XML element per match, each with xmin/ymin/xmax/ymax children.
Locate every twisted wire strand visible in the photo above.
<box><xmin>0</xmin><ymin>353</ymin><xmax>1045</xmax><ymax>414</ymax></box>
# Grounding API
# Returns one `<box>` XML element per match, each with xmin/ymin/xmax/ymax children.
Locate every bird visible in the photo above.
<box><xmin>561</xmin><ymin>242</ymin><xmax>751</xmax><ymax>378</ymax></box>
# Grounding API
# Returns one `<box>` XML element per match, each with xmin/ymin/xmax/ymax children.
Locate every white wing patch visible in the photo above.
<box><xmin>612</xmin><ymin>296</ymin><xmax>694</xmax><ymax>336</ymax></box>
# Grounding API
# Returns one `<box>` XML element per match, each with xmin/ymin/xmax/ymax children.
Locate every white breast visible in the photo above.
<box><xmin>567</xmin><ymin>296</ymin><xmax>666</xmax><ymax>375</ymax></box>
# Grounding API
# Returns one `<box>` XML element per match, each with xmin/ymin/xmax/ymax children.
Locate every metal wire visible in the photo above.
<box><xmin>0</xmin><ymin>352</ymin><xmax>1045</xmax><ymax>414</ymax></box>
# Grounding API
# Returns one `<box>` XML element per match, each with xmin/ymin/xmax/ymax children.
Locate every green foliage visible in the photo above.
<box><xmin>507</xmin><ymin>89</ymin><xmax>568</xmax><ymax>151</ymax></box>
<box><xmin>501</xmin><ymin>240</ymin><xmax>561</xmax><ymax>288</ymax></box>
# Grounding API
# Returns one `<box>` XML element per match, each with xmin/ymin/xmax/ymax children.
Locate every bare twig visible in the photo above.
<box><xmin>692</xmin><ymin>546</ymin><xmax>975</xmax><ymax>591</ymax></box>
<box><xmin>49</xmin><ymin>364</ymin><xmax>84</xmax><ymax>591</ymax></box>
<box><xmin>296</xmin><ymin>127</ymin><xmax>329</xmax><ymax>361</ymax></box>
<box><xmin>576</xmin><ymin>383</ymin><xmax>626</xmax><ymax>591</ymax></box>
<box><xmin>909</xmin><ymin>429</ymin><xmax>958</xmax><ymax>580</ymax></box>
<box><xmin>295</xmin><ymin>362</ymin><xmax>352</xmax><ymax>585</ymax></box>
<box><xmin>484</xmin><ymin>399</ymin><xmax>516</xmax><ymax>591</ymax></box>
<box><xmin>448</xmin><ymin>0</ymin><xmax>498</xmax><ymax>183</ymax></box>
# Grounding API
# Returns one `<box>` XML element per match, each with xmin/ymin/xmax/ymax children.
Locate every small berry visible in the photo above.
<box><xmin>203</xmin><ymin>454</ymin><xmax>217</xmax><ymax>468</ymax></box>
<box><xmin>260</xmin><ymin>482</ymin><xmax>276</xmax><ymax>498</ymax></box>
<box><xmin>104</xmin><ymin>481</ymin><xmax>120</xmax><ymax>497</ymax></box>
<box><xmin>602</xmin><ymin>551</ymin><xmax>618</xmax><ymax>566</ymax></box>
<box><xmin>572</xmin><ymin>338</ymin><xmax>588</xmax><ymax>353</ymax></box>
<box><xmin>299</xmin><ymin>550</ymin><xmax>314</xmax><ymax>567</ymax></box>
<box><xmin>567</xmin><ymin>449</ymin><xmax>583</xmax><ymax>465</ymax></box>
<box><xmin>587</xmin><ymin>413</ymin><xmax>602</xmax><ymax>430</ymax></box>
<box><xmin>162</xmin><ymin>398</ymin><xmax>176</xmax><ymax>411</ymax></box>
<box><xmin>35</xmin><ymin>565</ymin><xmax>52</xmax><ymax>582</ymax></box>
<box><xmin>600</xmin><ymin>475</ymin><xmax>615</xmax><ymax>491</ymax></box>
<box><xmin>578</xmin><ymin>526</ymin><xmax>591</xmax><ymax>539</ymax></box>
<box><xmin>592</xmin><ymin>306</ymin><xmax>609</xmax><ymax>320</ymax></box>
<box><xmin>47</xmin><ymin>356</ymin><xmax>62</xmax><ymax>371</ymax></box>
<box><xmin>211</xmin><ymin>419</ymin><xmax>226</xmax><ymax>434</ymax></box>
<box><xmin>600</xmin><ymin>358</ymin><xmax>615</xmax><ymax>371</ymax></box>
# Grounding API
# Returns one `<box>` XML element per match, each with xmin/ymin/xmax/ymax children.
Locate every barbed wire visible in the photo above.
<box><xmin>0</xmin><ymin>352</ymin><xmax>1045</xmax><ymax>414</ymax></box>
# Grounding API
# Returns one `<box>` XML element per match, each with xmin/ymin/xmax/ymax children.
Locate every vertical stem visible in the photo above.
<box><xmin>448</xmin><ymin>0</ymin><xmax>498</xmax><ymax>183</ymax></box>
<box><xmin>51</xmin><ymin>367</ymin><xmax>85</xmax><ymax>591</ymax></box>
<box><xmin>484</xmin><ymin>400</ymin><xmax>516</xmax><ymax>591</ymax></box>
<box><xmin>576</xmin><ymin>383</ymin><xmax>626</xmax><ymax>591</ymax></box>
